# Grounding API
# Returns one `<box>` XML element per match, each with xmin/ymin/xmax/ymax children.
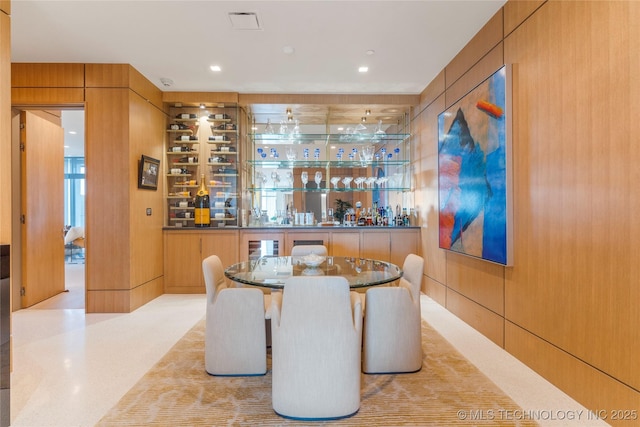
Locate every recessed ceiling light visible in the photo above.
<box><xmin>68</xmin><ymin>131</ymin><xmax>77</xmax><ymax>135</ymax></box>
<box><xmin>366</xmin><ymin>50</ymin><xmax>375</xmax><ymax>56</ymax></box>
<box><xmin>358</xmin><ymin>66</ymin><xmax>369</xmax><ymax>73</ymax></box>
<box><xmin>210</xmin><ymin>65</ymin><xmax>221</xmax><ymax>72</ymax></box>
<box><xmin>282</xmin><ymin>46</ymin><xmax>295</xmax><ymax>55</ymax></box>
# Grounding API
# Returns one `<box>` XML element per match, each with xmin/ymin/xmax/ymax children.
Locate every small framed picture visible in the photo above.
<box><xmin>138</xmin><ymin>155</ymin><xmax>160</xmax><ymax>190</ymax></box>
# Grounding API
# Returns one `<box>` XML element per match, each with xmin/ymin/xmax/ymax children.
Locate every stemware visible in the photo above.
<box><xmin>286</xmin><ymin>146</ymin><xmax>297</xmax><ymax>162</ymax></box>
<box><xmin>341</xmin><ymin>176</ymin><xmax>353</xmax><ymax>189</ymax></box>
<box><xmin>264</xmin><ymin>118</ymin><xmax>275</xmax><ymax>134</ymax></box>
<box><xmin>354</xmin><ymin>177</ymin><xmax>366</xmax><ymax>189</ymax></box>
<box><xmin>271</xmin><ymin>171</ymin><xmax>280</xmax><ymax>187</ymax></box>
<box><xmin>365</xmin><ymin>177</ymin><xmax>377</xmax><ymax>189</ymax></box>
<box><xmin>330</xmin><ymin>176</ymin><xmax>341</xmax><ymax>189</ymax></box>
<box><xmin>314</xmin><ymin>171</ymin><xmax>323</xmax><ymax>189</ymax></box>
<box><xmin>301</xmin><ymin>171</ymin><xmax>309</xmax><ymax>188</ymax></box>
<box><xmin>286</xmin><ymin>171</ymin><xmax>294</xmax><ymax>187</ymax></box>
<box><xmin>359</xmin><ymin>145</ymin><xmax>374</xmax><ymax>164</ymax></box>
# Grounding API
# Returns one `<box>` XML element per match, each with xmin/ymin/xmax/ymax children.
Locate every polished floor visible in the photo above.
<box><xmin>9</xmin><ymin>264</ymin><xmax>607</xmax><ymax>426</ymax></box>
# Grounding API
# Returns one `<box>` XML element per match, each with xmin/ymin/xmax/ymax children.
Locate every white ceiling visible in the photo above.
<box><xmin>10</xmin><ymin>0</ymin><xmax>506</xmax><ymax>95</ymax></box>
<box><xmin>11</xmin><ymin>1</ymin><xmax>506</xmax><ymax>157</ymax></box>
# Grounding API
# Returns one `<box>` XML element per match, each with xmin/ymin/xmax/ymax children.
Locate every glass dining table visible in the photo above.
<box><xmin>224</xmin><ymin>255</ymin><xmax>403</xmax><ymax>289</ymax></box>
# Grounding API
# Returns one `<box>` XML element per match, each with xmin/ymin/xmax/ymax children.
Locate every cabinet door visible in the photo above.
<box><xmin>164</xmin><ymin>233</ymin><xmax>203</xmax><ymax>292</ymax></box>
<box><xmin>331</xmin><ymin>232</ymin><xmax>360</xmax><ymax>257</ymax></box>
<box><xmin>361</xmin><ymin>231</ymin><xmax>391</xmax><ymax>261</ymax></box>
<box><xmin>390</xmin><ymin>229</ymin><xmax>420</xmax><ymax>267</ymax></box>
<box><xmin>240</xmin><ymin>231</ymin><xmax>284</xmax><ymax>261</ymax></box>
<box><xmin>201</xmin><ymin>232</ymin><xmax>239</xmax><ymax>272</ymax></box>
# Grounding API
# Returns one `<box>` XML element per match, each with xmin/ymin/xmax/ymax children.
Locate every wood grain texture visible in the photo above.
<box><xmin>330</xmin><ymin>231</ymin><xmax>360</xmax><ymax>257</ymax></box>
<box><xmin>11</xmin><ymin>88</ymin><xmax>85</xmax><ymax>105</ymax></box>
<box><xmin>503</xmin><ymin>0</ymin><xmax>545</xmax><ymax>37</ymax></box>
<box><xmin>85</xmin><ymin>88</ymin><xmax>131</xmax><ymax>293</ymax></box>
<box><xmin>0</xmin><ymin>1</ymin><xmax>10</xmax><ymax>14</ymax></box>
<box><xmin>445</xmin><ymin>43</ymin><xmax>504</xmax><ymax>109</ymax></box>
<box><xmin>164</xmin><ymin>232</ymin><xmax>203</xmax><ymax>289</ymax></box>
<box><xmin>12</xmin><ymin>63</ymin><xmax>84</xmax><ymax>87</ymax></box>
<box><xmin>85</xmin><ymin>63</ymin><xmax>129</xmax><ymax>88</ymax></box>
<box><xmin>504</xmin><ymin>0</ymin><xmax>640</xmax><ymax>398</ymax></box>
<box><xmin>446</xmin><ymin>288</ymin><xmax>504</xmax><ymax>347</ymax></box>
<box><xmin>0</xmin><ymin>12</ymin><xmax>10</xmax><ymax>241</ymax></box>
<box><xmin>129</xmin><ymin>91</ymin><xmax>165</xmax><ymax>289</ymax></box>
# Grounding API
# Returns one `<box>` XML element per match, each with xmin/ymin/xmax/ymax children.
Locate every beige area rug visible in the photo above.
<box><xmin>97</xmin><ymin>319</ymin><xmax>538</xmax><ymax>426</ymax></box>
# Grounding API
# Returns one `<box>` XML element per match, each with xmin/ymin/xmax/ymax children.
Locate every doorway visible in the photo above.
<box><xmin>12</xmin><ymin>108</ymin><xmax>86</xmax><ymax>311</ymax></box>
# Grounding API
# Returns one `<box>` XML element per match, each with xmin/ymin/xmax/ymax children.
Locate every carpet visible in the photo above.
<box><xmin>97</xmin><ymin>319</ymin><xmax>538</xmax><ymax>426</ymax></box>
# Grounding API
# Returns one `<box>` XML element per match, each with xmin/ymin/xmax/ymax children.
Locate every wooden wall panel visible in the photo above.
<box><xmin>85</xmin><ymin>63</ymin><xmax>129</xmax><ymax>88</ymax></box>
<box><xmin>447</xmin><ymin>289</ymin><xmax>504</xmax><ymax>347</ymax></box>
<box><xmin>86</xmin><ymin>290</ymin><xmax>129</xmax><ymax>313</ymax></box>
<box><xmin>11</xmin><ymin>88</ymin><xmax>85</xmax><ymax>106</ymax></box>
<box><xmin>504</xmin><ymin>0</ymin><xmax>640</xmax><ymax>396</ymax></box>
<box><xmin>130</xmin><ymin>277</ymin><xmax>163</xmax><ymax>312</ymax></box>
<box><xmin>424</xmin><ymin>276</ymin><xmax>446</xmax><ymax>306</ymax></box>
<box><xmin>238</xmin><ymin>93</ymin><xmax>419</xmax><ymax>108</ymax></box>
<box><xmin>0</xmin><ymin>12</ymin><xmax>11</xmax><ymax>241</ymax></box>
<box><xmin>445</xmin><ymin>252</ymin><xmax>504</xmax><ymax>316</ymax></box>
<box><xmin>416</xmin><ymin>70</ymin><xmax>444</xmax><ymax>118</ymax></box>
<box><xmin>128</xmin><ymin>66</ymin><xmax>163</xmax><ymax>109</ymax></box>
<box><xmin>11</xmin><ymin>63</ymin><xmax>84</xmax><ymax>87</ymax></box>
<box><xmin>445</xmin><ymin>10</ymin><xmax>503</xmax><ymax>88</ymax></box>
<box><xmin>445</xmin><ymin>43</ymin><xmax>504</xmax><ymax>109</ymax></box>
<box><xmin>503</xmin><ymin>0</ymin><xmax>545</xmax><ymax>37</ymax></box>
<box><xmin>163</xmin><ymin>91</ymin><xmax>239</xmax><ymax>105</ymax></box>
<box><xmin>414</xmin><ymin>0</ymin><xmax>640</xmax><ymax>414</ymax></box>
<box><xmin>505</xmin><ymin>322</ymin><xmax>640</xmax><ymax>421</ymax></box>
<box><xmin>84</xmin><ymin>88</ymin><xmax>131</xmax><ymax>296</ymax></box>
<box><xmin>129</xmin><ymin>91</ymin><xmax>165</xmax><ymax>289</ymax></box>
<box><xmin>413</xmin><ymin>93</ymin><xmax>446</xmax><ymax>288</ymax></box>
<box><xmin>1</xmin><ymin>1</ymin><xmax>10</xmax><ymax>14</ymax></box>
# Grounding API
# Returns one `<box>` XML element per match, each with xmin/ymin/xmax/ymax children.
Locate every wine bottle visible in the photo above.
<box><xmin>194</xmin><ymin>174</ymin><xmax>211</xmax><ymax>227</ymax></box>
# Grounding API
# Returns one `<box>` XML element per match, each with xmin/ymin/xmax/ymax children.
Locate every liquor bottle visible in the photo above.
<box><xmin>194</xmin><ymin>174</ymin><xmax>211</xmax><ymax>227</ymax></box>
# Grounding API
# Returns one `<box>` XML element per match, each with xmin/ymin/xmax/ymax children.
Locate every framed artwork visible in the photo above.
<box><xmin>138</xmin><ymin>154</ymin><xmax>160</xmax><ymax>190</ymax></box>
<box><xmin>438</xmin><ymin>64</ymin><xmax>513</xmax><ymax>266</ymax></box>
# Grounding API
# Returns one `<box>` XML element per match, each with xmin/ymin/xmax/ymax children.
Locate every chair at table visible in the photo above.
<box><xmin>271</xmin><ymin>276</ymin><xmax>362</xmax><ymax>420</ymax></box>
<box><xmin>290</xmin><ymin>244</ymin><xmax>328</xmax><ymax>257</ymax></box>
<box><xmin>202</xmin><ymin>255</ymin><xmax>267</xmax><ymax>376</ymax></box>
<box><xmin>363</xmin><ymin>253</ymin><xmax>424</xmax><ymax>374</ymax></box>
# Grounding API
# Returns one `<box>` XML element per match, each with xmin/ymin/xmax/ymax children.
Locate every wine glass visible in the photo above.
<box><xmin>286</xmin><ymin>171</ymin><xmax>294</xmax><ymax>187</ymax></box>
<box><xmin>341</xmin><ymin>176</ymin><xmax>353</xmax><ymax>189</ymax></box>
<box><xmin>271</xmin><ymin>171</ymin><xmax>280</xmax><ymax>187</ymax></box>
<box><xmin>366</xmin><ymin>177</ymin><xmax>377</xmax><ymax>189</ymax></box>
<box><xmin>286</xmin><ymin>146</ymin><xmax>297</xmax><ymax>162</ymax></box>
<box><xmin>354</xmin><ymin>177</ymin><xmax>366</xmax><ymax>189</ymax></box>
<box><xmin>301</xmin><ymin>171</ymin><xmax>308</xmax><ymax>188</ymax></box>
<box><xmin>330</xmin><ymin>176</ymin><xmax>341</xmax><ymax>189</ymax></box>
<box><xmin>314</xmin><ymin>171</ymin><xmax>323</xmax><ymax>189</ymax></box>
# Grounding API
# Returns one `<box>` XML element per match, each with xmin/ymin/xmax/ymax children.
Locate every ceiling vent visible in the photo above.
<box><xmin>228</xmin><ymin>12</ymin><xmax>261</xmax><ymax>30</ymax></box>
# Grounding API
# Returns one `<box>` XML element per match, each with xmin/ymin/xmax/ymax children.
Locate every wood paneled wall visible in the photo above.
<box><xmin>0</xmin><ymin>6</ymin><xmax>10</xmax><ymax>242</ymax></box>
<box><xmin>414</xmin><ymin>0</ymin><xmax>640</xmax><ymax>420</ymax></box>
<box><xmin>11</xmin><ymin>63</ymin><xmax>166</xmax><ymax>312</ymax></box>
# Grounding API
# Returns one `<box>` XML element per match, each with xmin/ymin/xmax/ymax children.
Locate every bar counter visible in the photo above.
<box><xmin>163</xmin><ymin>226</ymin><xmax>420</xmax><ymax>294</ymax></box>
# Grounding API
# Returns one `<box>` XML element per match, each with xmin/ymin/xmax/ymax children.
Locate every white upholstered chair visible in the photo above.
<box><xmin>202</xmin><ymin>255</ymin><xmax>267</xmax><ymax>376</ymax></box>
<box><xmin>289</xmin><ymin>244</ymin><xmax>328</xmax><ymax>257</ymax></box>
<box><xmin>363</xmin><ymin>253</ymin><xmax>424</xmax><ymax>374</ymax></box>
<box><xmin>271</xmin><ymin>276</ymin><xmax>363</xmax><ymax>420</ymax></box>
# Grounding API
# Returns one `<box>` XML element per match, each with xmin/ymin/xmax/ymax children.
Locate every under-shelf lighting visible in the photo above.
<box><xmin>361</xmin><ymin>117</ymin><xmax>367</xmax><ymax>122</ymax></box>
<box><xmin>365</xmin><ymin>109</ymin><xmax>371</xmax><ymax>116</ymax></box>
<box><xmin>200</xmin><ymin>103</ymin><xmax>205</xmax><ymax>109</ymax></box>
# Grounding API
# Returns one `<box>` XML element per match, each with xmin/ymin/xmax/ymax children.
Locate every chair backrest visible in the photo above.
<box><xmin>202</xmin><ymin>255</ymin><xmax>227</xmax><ymax>304</ymax></box>
<box><xmin>290</xmin><ymin>244</ymin><xmax>328</xmax><ymax>257</ymax></box>
<box><xmin>274</xmin><ymin>276</ymin><xmax>356</xmax><ymax>331</ymax></box>
<box><xmin>402</xmin><ymin>254</ymin><xmax>424</xmax><ymax>302</ymax></box>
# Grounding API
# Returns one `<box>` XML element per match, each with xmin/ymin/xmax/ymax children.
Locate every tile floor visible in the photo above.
<box><xmin>8</xmin><ymin>264</ymin><xmax>608</xmax><ymax>426</ymax></box>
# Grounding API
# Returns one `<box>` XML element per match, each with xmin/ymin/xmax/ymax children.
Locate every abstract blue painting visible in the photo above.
<box><xmin>438</xmin><ymin>65</ymin><xmax>513</xmax><ymax>265</ymax></box>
